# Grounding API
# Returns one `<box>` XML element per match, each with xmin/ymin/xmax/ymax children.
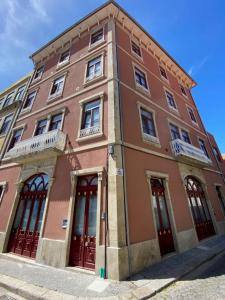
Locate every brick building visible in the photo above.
<box><xmin>0</xmin><ymin>1</ymin><xmax>224</xmax><ymax>280</ymax></box>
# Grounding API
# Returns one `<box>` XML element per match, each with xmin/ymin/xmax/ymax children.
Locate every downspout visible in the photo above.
<box><xmin>114</xmin><ymin>20</ymin><xmax>132</xmax><ymax>277</ymax></box>
<box><xmin>104</xmin><ymin>152</ymin><xmax>109</xmax><ymax>279</ymax></box>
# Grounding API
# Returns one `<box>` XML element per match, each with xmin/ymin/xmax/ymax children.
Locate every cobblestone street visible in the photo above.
<box><xmin>152</xmin><ymin>251</ymin><xmax>225</xmax><ymax>300</ymax></box>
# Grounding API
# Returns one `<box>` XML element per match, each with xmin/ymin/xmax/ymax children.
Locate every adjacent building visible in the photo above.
<box><xmin>0</xmin><ymin>1</ymin><xmax>225</xmax><ymax>280</ymax></box>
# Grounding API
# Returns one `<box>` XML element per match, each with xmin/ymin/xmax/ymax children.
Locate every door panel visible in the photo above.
<box><xmin>69</xmin><ymin>175</ymin><xmax>97</xmax><ymax>270</ymax></box>
<box><xmin>185</xmin><ymin>176</ymin><xmax>215</xmax><ymax>241</ymax></box>
<box><xmin>151</xmin><ymin>178</ymin><xmax>175</xmax><ymax>256</ymax></box>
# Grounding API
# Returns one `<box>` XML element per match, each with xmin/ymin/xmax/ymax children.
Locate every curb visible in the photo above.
<box><xmin>0</xmin><ymin>244</ymin><xmax>225</xmax><ymax>299</ymax></box>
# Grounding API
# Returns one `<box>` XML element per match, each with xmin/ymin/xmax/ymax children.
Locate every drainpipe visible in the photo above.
<box><xmin>114</xmin><ymin>20</ymin><xmax>132</xmax><ymax>278</ymax></box>
<box><xmin>104</xmin><ymin>152</ymin><xmax>109</xmax><ymax>279</ymax></box>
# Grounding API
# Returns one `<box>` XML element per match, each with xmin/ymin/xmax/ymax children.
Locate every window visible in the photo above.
<box><xmin>140</xmin><ymin>108</ymin><xmax>156</xmax><ymax>137</ymax></box>
<box><xmin>199</xmin><ymin>139</ymin><xmax>209</xmax><ymax>157</ymax></box>
<box><xmin>3</xmin><ymin>93</ymin><xmax>14</xmax><ymax>107</ymax></box>
<box><xmin>213</xmin><ymin>147</ymin><xmax>221</xmax><ymax>162</ymax></box>
<box><xmin>187</xmin><ymin>107</ymin><xmax>197</xmax><ymax>123</ymax></box>
<box><xmin>135</xmin><ymin>67</ymin><xmax>148</xmax><ymax>90</ymax></box>
<box><xmin>180</xmin><ymin>84</ymin><xmax>187</xmax><ymax>96</ymax></box>
<box><xmin>34</xmin><ymin>119</ymin><xmax>48</xmax><ymax>136</ymax></box>
<box><xmin>0</xmin><ymin>114</ymin><xmax>13</xmax><ymax>135</ymax></box>
<box><xmin>8</xmin><ymin>128</ymin><xmax>23</xmax><ymax>150</ymax></box>
<box><xmin>22</xmin><ymin>91</ymin><xmax>36</xmax><ymax>110</ymax></box>
<box><xmin>159</xmin><ymin>66</ymin><xmax>168</xmax><ymax>80</ymax></box>
<box><xmin>14</xmin><ymin>86</ymin><xmax>25</xmax><ymax>101</ymax></box>
<box><xmin>0</xmin><ymin>182</ymin><xmax>6</xmax><ymax>204</ymax></box>
<box><xmin>49</xmin><ymin>75</ymin><xmax>65</xmax><ymax>98</ymax></box>
<box><xmin>166</xmin><ymin>91</ymin><xmax>177</xmax><ymax>110</ymax></box>
<box><xmin>33</xmin><ymin>66</ymin><xmax>44</xmax><ymax>81</ymax></box>
<box><xmin>131</xmin><ymin>41</ymin><xmax>141</xmax><ymax>57</ymax></box>
<box><xmin>49</xmin><ymin>113</ymin><xmax>63</xmax><ymax>131</ymax></box>
<box><xmin>181</xmin><ymin>129</ymin><xmax>191</xmax><ymax>144</ymax></box>
<box><xmin>216</xmin><ymin>186</ymin><xmax>225</xmax><ymax>216</ymax></box>
<box><xmin>86</xmin><ymin>56</ymin><xmax>102</xmax><ymax>81</ymax></box>
<box><xmin>58</xmin><ymin>50</ymin><xmax>70</xmax><ymax>65</ymax></box>
<box><xmin>82</xmin><ymin>99</ymin><xmax>100</xmax><ymax>130</ymax></box>
<box><xmin>90</xmin><ymin>29</ymin><xmax>103</xmax><ymax>45</ymax></box>
<box><xmin>0</xmin><ymin>98</ymin><xmax>4</xmax><ymax>109</ymax></box>
<box><xmin>170</xmin><ymin>124</ymin><xmax>180</xmax><ymax>140</ymax></box>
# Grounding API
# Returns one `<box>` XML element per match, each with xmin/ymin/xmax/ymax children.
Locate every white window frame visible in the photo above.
<box><xmin>0</xmin><ymin>98</ymin><xmax>5</xmax><ymax>110</ymax></box>
<box><xmin>0</xmin><ymin>181</ymin><xmax>7</xmax><ymax>205</ymax></box>
<box><xmin>137</xmin><ymin>101</ymin><xmax>160</xmax><ymax>147</ymax></box>
<box><xmin>76</xmin><ymin>92</ymin><xmax>104</xmax><ymax>142</ymax></box>
<box><xmin>32</xmin><ymin>65</ymin><xmax>44</xmax><ymax>83</ymax></box>
<box><xmin>32</xmin><ymin>108</ymin><xmax>66</xmax><ymax>137</ymax></box>
<box><xmin>3</xmin><ymin>92</ymin><xmax>15</xmax><ymax>107</ymax></box>
<box><xmin>130</xmin><ymin>39</ymin><xmax>143</xmax><ymax>60</ymax></box>
<box><xmin>187</xmin><ymin>105</ymin><xmax>198</xmax><ymax>126</ymax></box>
<box><xmin>164</xmin><ymin>89</ymin><xmax>179</xmax><ymax>114</ymax></box>
<box><xmin>6</xmin><ymin>124</ymin><xmax>25</xmax><ymax>152</ymax></box>
<box><xmin>0</xmin><ymin>113</ymin><xmax>14</xmax><ymax>137</ymax></box>
<box><xmin>179</xmin><ymin>83</ymin><xmax>188</xmax><ymax>98</ymax></box>
<box><xmin>14</xmin><ymin>85</ymin><xmax>25</xmax><ymax>102</ymax></box>
<box><xmin>198</xmin><ymin>137</ymin><xmax>209</xmax><ymax>158</ymax></box>
<box><xmin>159</xmin><ymin>64</ymin><xmax>169</xmax><ymax>83</ymax></box>
<box><xmin>84</xmin><ymin>52</ymin><xmax>104</xmax><ymax>85</ymax></box>
<box><xmin>21</xmin><ymin>90</ymin><xmax>38</xmax><ymax>115</ymax></box>
<box><xmin>48</xmin><ymin>74</ymin><xmax>66</xmax><ymax>102</ymax></box>
<box><xmin>132</xmin><ymin>62</ymin><xmax>150</xmax><ymax>95</ymax></box>
<box><xmin>168</xmin><ymin>119</ymin><xmax>192</xmax><ymax>144</ymax></box>
<box><xmin>89</xmin><ymin>27</ymin><xmax>105</xmax><ymax>50</ymax></box>
<box><xmin>57</xmin><ymin>48</ymin><xmax>71</xmax><ymax>69</ymax></box>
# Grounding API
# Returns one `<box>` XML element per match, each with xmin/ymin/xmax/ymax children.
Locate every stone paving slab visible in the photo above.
<box><xmin>0</xmin><ymin>234</ymin><xmax>224</xmax><ymax>299</ymax></box>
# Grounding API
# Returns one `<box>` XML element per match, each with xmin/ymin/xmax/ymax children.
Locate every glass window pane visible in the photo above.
<box><xmin>37</xmin><ymin>200</ymin><xmax>46</xmax><ymax>232</ymax></box>
<box><xmin>74</xmin><ymin>194</ymin><xmax>86</xmax><ymax>235</ymax></box>
<box><xmin>13</xmin><ymin>200</ymin><xmax>25</xmax><ymax>231</ymax></box>
<box><xmin>21</xmin><ymin>199</ymin><xmax>32</xmax><ymax>231</ymax></box>
<box><xmin>28</xmin><ymin>199</ymin><xmax>39</xmax><ymax>231</ymax></box>
<box><xmin>88</xmin><ymin>194</ymin><xmax>97</xmax><ymax>236</ymax></box>
<box><xmin>152</xmin><ymin>194</ymin><xmax>160</xmax><ymax>230</ymax></box>
<box><xmin>159</xmin><ymin>195</ymin><xmax>170</xmax><ymax>229</ymax></box>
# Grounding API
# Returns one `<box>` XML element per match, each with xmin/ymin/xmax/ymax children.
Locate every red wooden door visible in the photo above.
<box><xmin>185</xmin><ymin>176</ymin><xmax>215</xmax><ymax>241</ymax></box>
<box><xmin>8</xmin><ymin>174</ymin><xmax>48</xmax><ymax>258</ymax></box>
<box><xmin>151</xmin><ymin>178</ymin><xmax>175</xmax><ymax>256</ymax></box>
<box><xmin>69</xmin><ymin>175</ymin><xmax>98</xmax><ymax>270</ymax></box>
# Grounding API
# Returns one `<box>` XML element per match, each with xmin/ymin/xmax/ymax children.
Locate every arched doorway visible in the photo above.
<box><xmin>185</xmin><ymin>176</ymin><xmax>215</xmax><ymax>241</ymax></box>
<box><xmin>69</xmin><ymin>174</ymin><xmax>98</xmax><ymax>270</ymax></box>
<box><xmin>8</xmin><ymin>173</ymin><xmax>48</xmax><ymax>258</ymax></box>
<box><xmin>150</xmin><ymin>178</ymin><xmax>175</xmax><ymax>256</ymax></box>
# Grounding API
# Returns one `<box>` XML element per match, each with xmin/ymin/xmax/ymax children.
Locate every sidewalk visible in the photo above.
<box><xmin>0</xmin><ymin>234</ymin><xmax>225</xmax><ymax>299</ymax></box>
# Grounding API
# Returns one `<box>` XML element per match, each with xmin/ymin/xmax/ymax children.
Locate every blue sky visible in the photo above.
<box><xmin>0</xmin><ymin>0</ymin><xmax>224</xmax><ymax>152</ymax></box>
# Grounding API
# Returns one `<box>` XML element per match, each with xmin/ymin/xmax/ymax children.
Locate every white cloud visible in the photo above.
<box><xmin>188</xmin><ymin>56</ymin><xmax>209</xmax><ymax>76</ymax></box>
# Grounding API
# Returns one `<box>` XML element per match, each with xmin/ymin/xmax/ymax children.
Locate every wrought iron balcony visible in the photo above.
<box><xmin>5</xmin><ymin>129</ymin><xmax>66</xmax><ymax>163</ymax></box>
<box><xmin>171</xmin><ymin>139</ymin><xmax>212</xmax><ymax>166</ymax></box>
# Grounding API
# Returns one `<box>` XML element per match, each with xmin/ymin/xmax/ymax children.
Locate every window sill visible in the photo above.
<box><xmin>76</xmin><ymin>132</ymin><xmax>103</xmax><ymax>142</ymax></box>
<box><xmin>88</xmin><ymin>40</ymin><xmax>106</xmax><ymax>52</ymax></box>
<box><xmin>47</xmin><ymin>93</ymin><xmax>63</xmax><ymax>103</ymax></box>
<box><xmin>142</xmin><ymin>134</ymin><xmax>161</xmax><ymax>148</ymax></box>
<box><xmin>169</xmin><ymin>106</ymin><xmax>179</xmax><ymax>115</ymax></box>
<box><xmin>56</xmin><ymin>60</ymin><xmax>70</xmax><ymax>70</ymax></box>
<box><xmin>131</xmin><ymin>51</ymin><xmax>143</xmax><ymax>62</ymax></box>
<box><xmin>161</xmin><ymin>76</ymin><xmax>170</xmax><ymax>84</ymax></box>
<box><xmin>83</xmin><ymin>74</ymin><xmax>105</xmax><ymax>87</ymax></box>
<box><xmin>20</xmin><ymin>107</ymin><xmax>32</xmax><ymax>115</ymax></box>
<box><xmin>191</xmin><ymin>120</ymin><xmax>199</xmax><ymax>127</ymax></box>
<box><xmin>136</xmin><ymin>83</ymin><xmax>150</xmax><ymax>95</ymax></box>
<box><xmin>31</xmin><ymin>76</ymin><xmax>42</xmax><ymax>85</ymax></box>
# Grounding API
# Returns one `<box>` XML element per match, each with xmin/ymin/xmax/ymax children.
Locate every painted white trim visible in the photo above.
<box><xmin>83</xmin><ymin>51</ymin><xmax>105</xmax><ymax>85</ymax></box>
<box><xmin>89</xmin><ymin>26</ymin><xmax>105</xmax><ymax>51</ymax></box>
<box><xmin>0</xmin><ymin>181</ymin><xmax>7</xmax><ymax>205</ymax></box>
<box><xmin>130</xmin><ymin>38</ymin><xmax>143</xmax><ymax>61</ymax></box>
<box><xmin>132</xmin><ymin>62</ymin><xmax>150</xmax><ymax>95</ymax></box>
<box><xmin>47</xmin><ymin>73</ymin><xmax>66</xmax><ymax>102</ymax></box>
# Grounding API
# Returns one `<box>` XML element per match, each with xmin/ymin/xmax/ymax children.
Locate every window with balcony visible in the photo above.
<box><xmin>134</xmin><ymin>67</ymin><xmax>148</xmax><ymax>91</ymax></box>
<box><xmin>22</xmin><ymin>91</ymin><xmax>37</xmax><ymax>111</ymax></box>
<box><xmin>0</xmin><ymin>114</ymin><xmax>13</xmax><ymax>135</ymax></box>
<box><xmin>181</xmin><ymin>129</ymin><xmax>191</xmax><ymax>144</ymax></box>
<box><xmin>180</xmin><ymin>84</ymin><xmax>187</xmax><ymax>96</ymax></box>
<box><xmin>49</xmin><ymin>75</ymin><xmax>65</xmax><ymax>99</ymax></box>
<box><xmin>3</xmin><ymin>92</ymin><xmax>14</xmax><ymax>108</ymax></box>
<box><xmin>131</xmin><ymin>41</ymin><xmax>142</xmax><ymax>58</ymax></box>
<box><xmin>216</xmin><ymin>186</ymin><xmax>225</xmax><ymax>216</ymax></box>
<box><xmin>49</xmin><ymin>113</ymin><xmax>63</xmax><ymax>131</ymax></box>
<box><xmin>8</xmin><ymin>128</ymin><xmax>23</xmax><ymax>150</ymax></box>
<box><xmin>166</xmin><ymin>91</ymin><xmax>177</xmax><ymax>110</ymax></box>
<box><xmin>33</xmin><ymin>66</ymin><xmax>44</xmax><ymax>82</ymax></box>
<box><xmin>187</xmin><ymin>107</ymin><xmax>197</xmax><ymax>124</ymax></box>
<box><xmin>169</xmin><ymin>124</ymin><xmax>180</xmax><ymax>140</ymax></box>
<box><xmin>213</xmin><ymin>147</ymin><xmax>221</xmax><ymax>162</ymax></box>
<box><xmin>199</xmin><ymin>139</ymin><xmax>209</xmax><ymax>158</ymax></box>
<box><xmin>90</xmin><ymin>29</ymin><xmax>104</xmax><ymax>46</ymax></box>
<box><xmin>14</xmin><ymin>86</ymin><xmax>25</xmax><ymax>101</ymax></box>
<box><xmin>34</xmin><ymin>119</ymin><xmax>48</xmax><ymax>136</ymax></box>
<box><xmin>86</xmin><ymin>56</ymin><xmax>102</xmax><ymax>82</ymax></box>
<box><xmin>159</xmin><ymin>66</ymin><xmax>168</xmax><ymax>80</ymax></box>
<box><xmin>58</xmin><ymin>50</ymin><xmax>70</xmax><ymax>66</ymax></box>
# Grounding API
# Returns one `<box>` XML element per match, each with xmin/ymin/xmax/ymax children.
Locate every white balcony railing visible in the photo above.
<box><xmin>171</xmin><ymin>139</ymin><xmax>212</xmax><ymax>166</ymax></box>
<box><xmin>5</xmin><ymin>129</ymin><xmax>66</xmax><ymax>161</ymax></box>
<box><xmin>79</xmin><ymin>126</ymin><xmax>100</xmax><ymax>138</ymax></box>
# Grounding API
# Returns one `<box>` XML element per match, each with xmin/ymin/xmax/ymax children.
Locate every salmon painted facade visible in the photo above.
<box><xmin>0</xmin><ymin>1</ymin><xmax>224</xmax><ymax>280</ymax></box>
